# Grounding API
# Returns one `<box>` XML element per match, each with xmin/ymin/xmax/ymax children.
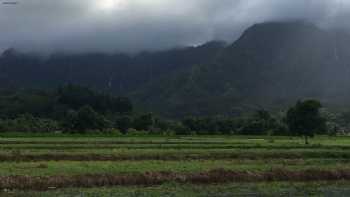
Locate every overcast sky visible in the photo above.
<box><xmin>0</xmin><ymin>0</ymin><xmax>349</xmax><ymax>54</ymax></box>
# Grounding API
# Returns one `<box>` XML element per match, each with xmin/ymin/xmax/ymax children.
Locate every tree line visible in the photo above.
<box><xmin>0</xmin><ymin>85</ymin><xmax>343</xmax><ymax>144</ymax></box>
<box><xmin>181</xmin><ymin>99</ymin><xmax>327</xmax><ymax>144</ymax></box>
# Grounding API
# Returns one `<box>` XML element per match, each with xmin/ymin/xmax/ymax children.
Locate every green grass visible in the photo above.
<box><xmin>1</xmin><ymin>135</ymin><xmax>350</xmax><ymax>152</ymax></box>
<box><xmin>1</xmin><ymin>135</ymin><xmax>350</xmax><ymax>195</ymax></box>
<box><xmin>1</xmin><ymin>158</ymin><xmax>350</xmax><ymax>176</ymax></box>
<box><xmin>0</xmin><ymin>134</ymin><xmax>345</xmax><ymax>142</ymax></box>
<box><xmin>0</xmin><ymin>135</ymin><xmax>349</xmax><ymax>146</ymax></box>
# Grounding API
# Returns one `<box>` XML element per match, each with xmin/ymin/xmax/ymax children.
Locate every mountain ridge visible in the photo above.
<box><xmin>1</xmin><ymin>21</ymin><xmax>350</xmax><ymax>117</ymax></box>
<box><xmin>131</xmin><ymin>21</ymin><xmax>350</xmax><ymax>117</ymax></box>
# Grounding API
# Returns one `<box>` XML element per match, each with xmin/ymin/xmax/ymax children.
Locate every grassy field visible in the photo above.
<box><xmin>1</xmin><ymin>135</ymin><xmax>350</xmax><ymax>196</ymax></box>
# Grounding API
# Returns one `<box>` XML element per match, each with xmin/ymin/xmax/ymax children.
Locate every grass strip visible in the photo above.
<box><xmin>2</xmin><ymin>169</ymin><xmax>350</xmax><ymax>191</ymax></box>
<box><xmin>4</xmin><ymin>144</ymin><xmax>350</xmax><ymax>150</ymax></box>
<box><xmin>1</xmin><ymin>150</ymin><xmax>350</xmax><ymax>162</ymax></box>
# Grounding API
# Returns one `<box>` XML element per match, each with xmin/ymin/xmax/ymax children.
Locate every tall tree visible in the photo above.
<box><xmin>286</xmin><ymin>100</ymin><xmax>326</xmax><ymax>144</ymax></box>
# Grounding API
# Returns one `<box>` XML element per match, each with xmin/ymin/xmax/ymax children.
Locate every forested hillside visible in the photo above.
<box><xmin>0</xmin><ymin>41</ymin><xmax>225</xmax><ymax>95</ymax></box>
<box><xmin>1</xmin><ymin>21</ymin><xmax>350</xmax><ymax>117</ymax></box>
<box><xmin>132</xmin><ymin>22</ymin><xmax>350</xmax><ymax>117</ymax></box>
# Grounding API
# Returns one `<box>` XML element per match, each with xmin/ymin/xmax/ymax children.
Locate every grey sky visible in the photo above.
<box><xmin>0</xmin><ymin>0</ymin><xmax>349</xmax><ymax>53</ymax></box>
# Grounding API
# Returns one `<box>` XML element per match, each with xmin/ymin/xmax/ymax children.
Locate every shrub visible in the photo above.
<box><xmin>126</xmin><ymin>128</ymin><xmax>149</xmax><ymax>136</ymax></box>
<box><xmin>63</xmin><ymin>106</ymin><xmax>110</xmax><ymax>133</ymax></box>
<box><xmin>0</xmin><ymin>114</ymin><xmax>60</xmax><ymax>133</ymax></box>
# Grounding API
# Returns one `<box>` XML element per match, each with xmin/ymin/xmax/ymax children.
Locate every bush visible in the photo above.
<box><xmin>104</xmin><ymin>128</ymin><xmax>123</xmax><ymax>135</ymax></box>
<box><xmin>173</xmin><ymin>122</ymin><xmax>191</xmax><ymax>135</ymax></box>
<box><xmin>63</xmin><ymin>106</ymin><xmax>110</xmax><ymax>133</ymax></box>
<box><xmin>0</xmin><ymin>114</ymin><xmax>60</xmax><ymax>133</ymax></box>
<box><xmin>133</xmin><ymin>113</ymin><xmax>154</xmax><ymax>131</ymax></box>
<box><xmin>126</xmin><ymin>128</ymin><xmax>149</xmax><ymax>136</ymax></box>
<box><xmin>240</xmin><ymin>119</ymin><xmax>268</xmax><ymax>135</ymax></box>
<box><xmin>115</xmin><ymin>115</ymin><xmax>132</xmax><ymax>134</ymax></box>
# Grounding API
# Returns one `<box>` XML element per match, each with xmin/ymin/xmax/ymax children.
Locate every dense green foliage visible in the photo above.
<box><xmin>181</xmin><ymin>110</ymin><xmax>287</xmax><ymax>136</ymax></box>
<box><xmin>0</xmin><ymin>114</ymin><xmax>59</xmax><ymax>133</ymax></box>
<box><xmin>0</xmin><ymin>85</ymin><xmax>132</xmax><ymax>133</ymax></box>
<box><xmin>286</xmin><ymin>100</ymin><xmax>327</xmax><ymax>144</ymax></box>
<box><xmin>0</xmin><ymin>85</ymin><xmax>132</xmax><ymax>119</ymax></box>
<box><xmin>63</xmin><ymin>106</ymin><xmax>111</xmax><ymax>133</ymax></box>
<box><xmin>0</xmin><ymin>86</ymin><xmax>340</xmax><ymax>141</ymax></box>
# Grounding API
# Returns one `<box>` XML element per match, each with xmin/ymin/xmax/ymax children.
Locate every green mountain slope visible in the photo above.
<box><xmin>131</xmin><ymin>22</ymin><xmax>350</xmax><ymax>117</ymax></box>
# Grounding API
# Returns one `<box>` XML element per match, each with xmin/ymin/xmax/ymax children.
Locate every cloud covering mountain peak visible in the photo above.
<box><xmin>0</xmin><ymin>0</ymin><xmax>349</xmax><ymax>53</ymax></box>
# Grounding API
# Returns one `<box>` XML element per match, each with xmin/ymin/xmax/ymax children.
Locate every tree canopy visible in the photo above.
<box><xmin>286</xmin><ymin>100</ymin><xmax>326</xmax><ymax>144</ymax></box>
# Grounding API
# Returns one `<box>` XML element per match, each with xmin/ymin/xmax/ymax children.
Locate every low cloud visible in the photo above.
<box><xmin>0</xmin><ymin>0</ymin><xmax>349</xmax><ymax>53</ymax></box>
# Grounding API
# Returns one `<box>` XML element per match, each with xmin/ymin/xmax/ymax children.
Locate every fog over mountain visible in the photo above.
<box><xmin>0</xmin><ymin>0</ymin><xmax>350</xmax><ymax>53</ymax></box>
<box><xmin>1</xmin><ymin>21</ymin><xmax>350</xmax><ymax>117</ymax></box>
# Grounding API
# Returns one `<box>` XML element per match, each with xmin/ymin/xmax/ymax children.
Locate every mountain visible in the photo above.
<box><xmin>1</xmin><ymin>21</ymin><xmax>350</xmax><ymax>117</ymax></box>
<box><xmin>131</xmin><ymin>22</ymin><xmax>350</xmax><ymax>117</ymax></box>
<box><xmin>0</xmin><ymin>41</ymin><xmax>226</xmax><ymax>94</ymax></box>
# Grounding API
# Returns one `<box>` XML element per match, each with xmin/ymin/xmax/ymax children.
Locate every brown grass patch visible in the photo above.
<box><xmin>1</xmin><ymin>169</ymin><xmax>350</xmax><ymax>191</ymax></box>
<box><xmin>0</xmin><ymin>152</ymin><xmax>349</xmax><ymax>162</ymax></box>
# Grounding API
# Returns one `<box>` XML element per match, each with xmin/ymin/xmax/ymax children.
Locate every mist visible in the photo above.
<box><xmin>0</xmin><ymin>0</ymin><xmax>349</xmax><ymax>54</ymax></box>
